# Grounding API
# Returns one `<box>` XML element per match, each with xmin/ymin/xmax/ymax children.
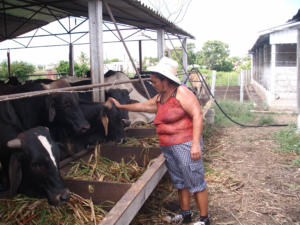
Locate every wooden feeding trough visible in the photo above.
<box><xmin>60</xmin><ymin>127</ymin><xmax>166</xmax><ymax>225</ymax></box>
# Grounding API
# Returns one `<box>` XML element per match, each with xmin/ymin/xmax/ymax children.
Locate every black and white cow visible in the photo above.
<box><xmin>0</xmin><ymin>126</ymin><xmax>70</xmax><ymax>206</ymax></box>
<box><xmin>0</xmin><ymin>78</ymin><xmax>89</xmax><ymax>203</ymax></box>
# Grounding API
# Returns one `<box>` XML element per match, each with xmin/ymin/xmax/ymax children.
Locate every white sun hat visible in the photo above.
<box><xmin>147</xmin><ymin>57</ymin><xmax>181</xmax><ymax>84</ymax></box>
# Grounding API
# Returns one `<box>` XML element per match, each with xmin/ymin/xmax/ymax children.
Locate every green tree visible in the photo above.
<box><xmin>197</xmin><ymin>40</ymin><xmax>232</xmax><ymax>71</ymax></box>
<box><xmin>0</xmin><ymin>60</ymin><xmax>35</xmax><ymax>82</ymax></box>
<box><xmin>56</xmin><ymin>60</ymin><xmax>90</xmax><ymax>77</ymax></box>
<box><xmin>142</xmin><ymin>56</ymin><xmax>158</xmax><ymax>70</ymax></box>
<box><xmin>104</xmin><ymin>58</ymin><xmax>120</xmax><ymax>64</ymax></box>
<box><xmin>77</xmin><ymin>52</ymin><xmax>90</xmax><ymax>76</ymax></box>
<box><xmin>170</xmin><ymin>42</ymin><xmax>197</xmax><ymax>69</ymax></box>
<box><xmin>56</xmin><ymin>61</ymin><xmax>69</xmax><ymax>75</ymax></box>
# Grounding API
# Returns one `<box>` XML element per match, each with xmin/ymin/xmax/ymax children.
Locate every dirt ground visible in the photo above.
<box><xmin>131</xmin><ymin>113</ymin><xmax>300</xmax><ymax>225</ymax></box>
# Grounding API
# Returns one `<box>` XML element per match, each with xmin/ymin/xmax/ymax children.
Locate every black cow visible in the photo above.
<box><xmin>69</xmin><ymin>80</ymin><xmax>132</xmax><ymax>141</ymax></box>
<box><xmin>0</xmin><ymin>126</ymin><xmax>70</xmax><ymax>206</ymax></box>
<box><xmin>0</xmin><ymin>79</ymin><xmax>90</xmax><ymax>134</ymax></box>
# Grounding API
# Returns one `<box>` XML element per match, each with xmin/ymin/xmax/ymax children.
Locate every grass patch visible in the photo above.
<box><xmin>274</xmin><ymin>123</ymin><xmax>300</xmax><ymax>166</ymax></box>
<box><xmin>212</xmin><ymin>100</ymin><xmax>255</xmax><ymax>126</ymax></box>
<box><xmin>258</xmin><ymin>115</ymin><xmax>275</xmax><ymax>125</ymax></box>
<box><xmin>274</xmin><ymin>123</ymin><xmax>300</xmax><ymax>155</ymax></box>
<box><xmin>204</xmin><ymin>70</ymin><xmax>239</xmax><ymax>86</ymax></box>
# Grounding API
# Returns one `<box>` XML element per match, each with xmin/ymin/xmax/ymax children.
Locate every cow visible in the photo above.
<box><xmin>104</xmin><ymin>70</ymin><xmax>156</xmax><ymax>125</ymax></box>
<box><xmin>0</xmin><ymin>79</ymin><xmax>89</xmax><ymax>204</ymax></box>
<box><xmin>188</xmin><ymin>71</ymin><xmax>210</xmax><ymax>106</ymax></box>
<box><xmin>131</xmin><ymin>73</ymin><xmax>158</xmax><ymax>98</ymax></box>
<box><xmin>0</xmin><ymin>78</ymin><xmax>90</xmax><ymax>135</ymax></box>
<box><xmin>0</xmin><ymin>126</ymin><xmax>70</xmax><ymax>206</ymax></box>
<box><xmin>53</xmin><ymin>98</ymin><xmax>129</xmax><ymax>158</ymax></box>
<box><xmin>69</xmin><ymin>79</ymin><xmax>132</xmax><ymax>136</ymax></box>
<box><xmin>47</xmin><ymin>81</ymin><xmax>132</xmax><ymax>157</ymax></box>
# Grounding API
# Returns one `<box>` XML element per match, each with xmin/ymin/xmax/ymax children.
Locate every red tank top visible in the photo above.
<box><xmin>154</xmin><ymin>89</ymin><xmax>193</xmax><ymax>146</ymax></box>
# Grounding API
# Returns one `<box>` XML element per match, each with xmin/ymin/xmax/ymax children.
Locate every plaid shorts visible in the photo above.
<box><xmin>160</xmin><ymin>139</ymin><xmax>206</xmax><ymax>193</ymax></box>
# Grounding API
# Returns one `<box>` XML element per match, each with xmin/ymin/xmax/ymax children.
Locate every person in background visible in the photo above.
<box><xmin>108</xmin><ymin>57</ymin><xmax>210</xmax><ymax>225</ymax></box>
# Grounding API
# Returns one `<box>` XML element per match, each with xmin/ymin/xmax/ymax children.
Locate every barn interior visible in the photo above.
<box><xmin>0</xmin><ymin>1</ymin><xmax>201</xmax><ymax>224</ymax></box>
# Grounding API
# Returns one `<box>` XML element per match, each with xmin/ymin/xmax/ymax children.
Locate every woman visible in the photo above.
<box><xmin>108</xmin><ymin>57</ymin><xmax>210</xmax><ymax>225</ymax></box>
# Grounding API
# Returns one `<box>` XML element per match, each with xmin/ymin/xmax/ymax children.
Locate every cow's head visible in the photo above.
<box><xmin>104</xmin><ymin>100</ymin><xmax>129</xmax><ymax>144</ymax></box>
<box><xmin>105</xmin><ymin>88</ymin><xmax>131</xmax><ymax>127</ymax></box>
<box><xmin>6</xmin><ymin>126</ymin><xmax>70</xmax><ymax>206</ymax></box>
<box><xmin>42</xmin><ymin>79</ymin><xmax>90</xmax><ymax>134</ymax></box>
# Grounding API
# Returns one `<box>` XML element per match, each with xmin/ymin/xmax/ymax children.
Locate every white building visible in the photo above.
<box><xmin>249</xmin><ymin>10</ymin><xmax>300</xmax><ymax>111</ymax></box>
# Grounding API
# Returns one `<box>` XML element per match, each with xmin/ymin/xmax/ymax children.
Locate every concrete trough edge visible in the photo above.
<box><xmin>99</xmin><ymin>153</ymin><xmax>167</xmax><ymax>225</ymax></box>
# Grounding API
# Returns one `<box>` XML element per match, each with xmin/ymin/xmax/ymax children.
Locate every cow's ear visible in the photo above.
<box><xmin>9</xmin><ymin>153</ymin><xmax>23</xmax><ymax>197</ymax></box>
<box><xmin>46</xmin><ymin>97</ymin><xmax>56</xmax><ymax>122</ymax></box>
<box><xmin>101</xmin><ymin>115</ymin><xmax>109</xmax><ymax>136</ymax></box>
<box><xmin>7</xmin><ymin>138</ymin><xmax>22</xmax><ymax>148</ymax></box>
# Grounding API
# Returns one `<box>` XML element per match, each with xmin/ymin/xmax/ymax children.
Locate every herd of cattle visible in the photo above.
<box><xmin>0</xmin><ymin>69</ymin><xmax>209</xmax><ymax>206</ymax></box>
<box><xmin>0</xmin><ymin>70</ymin><xmax>156</xmax><ymax>206</ymax></box>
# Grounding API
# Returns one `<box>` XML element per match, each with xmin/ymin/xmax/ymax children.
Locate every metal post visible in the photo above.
<box><xmin>182</xmin><ymin>37</ymin><xmax>188</xmax><ymax>82</ymax></box>
<box><xmin>69</xmin><ymin>43</ymin><xmax>74</xmax><ymax>76</ymax></box>
<box><xmin>211</xmin><ymin>70</ymin><xmax>216</xmax><ymax>98</ymax></box>
<box><xmin>240</xmin><ymin>70</ymin><xmax>244</xmax><ymax>103</ymax></box>
<box><xmin>139</xmin><ymin>40</ymin><xmax>142</xmax><ymax>72</ymax></box>
<box><xmin>297</xmin><ymin>29</ymin><xmax>300</xmax><ymax>132</ymax></box>
<box><xmin>88</xmin><ymin>0</ymin><xmax>104</xmax><ymax>102</ymax></box>
<box><xmin>7</xmin><ymin>49</ymin><xmax>11</xmax><ymax>77</ymax></box>
<box><xmin>104</xmin><ymin>1</ymin><xmax>150</xmax><ymax>99</ymax></box>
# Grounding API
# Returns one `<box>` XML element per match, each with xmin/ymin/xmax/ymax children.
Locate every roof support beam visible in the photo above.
<box><xmin>88</xmin><ymin>0</ymin><xmax>104</xmax><ymax>102</ymax></box>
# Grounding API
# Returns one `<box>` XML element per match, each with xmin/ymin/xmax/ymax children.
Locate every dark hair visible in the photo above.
<box><xmin>151</xmin><ymin>72</ymin><xmax>179</xmax><ymax>86</ymax></box>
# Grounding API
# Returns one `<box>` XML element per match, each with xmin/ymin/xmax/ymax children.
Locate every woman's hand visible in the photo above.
<box><xmin>190</xmin><ymin>144</ymin><xmax>202</xmax><ymax>161</ymax></box>
<box><xmin>107</xmin><ymin>97</ymin><xmax>121</xmax><ymax>108</ymax></box>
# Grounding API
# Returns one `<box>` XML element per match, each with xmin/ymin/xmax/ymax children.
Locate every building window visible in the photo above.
<box><xmin>275</xmin><ymin>44</ymin><xmax>296</xmax><ymax>67</ymax></box>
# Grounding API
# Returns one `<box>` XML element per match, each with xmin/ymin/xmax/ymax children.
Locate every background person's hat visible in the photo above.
<box><xmin>147</xmin><ymin>57</ymin><xmax>181</xmax><ymax>84</ymax></box>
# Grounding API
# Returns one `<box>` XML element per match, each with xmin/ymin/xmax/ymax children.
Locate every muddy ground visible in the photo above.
<box><xmin>131</xmin><ymin>113</ymin><xmax>300</xmax><ymax>225</ymax></box>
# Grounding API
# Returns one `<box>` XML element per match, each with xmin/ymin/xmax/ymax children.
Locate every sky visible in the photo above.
<box><xmin>0</xmin><ymin>0</ymin><xmax>299</xmax><ymax>66</ymax></box>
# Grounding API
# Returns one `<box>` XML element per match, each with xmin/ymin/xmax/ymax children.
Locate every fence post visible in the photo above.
<box><xmin>297</xmin><ymin>29</ymin><xmax>300</xmax><ymax>132</ymax></box>
<box><xmin>240</xmin><ymin>70</ymin><xmax>244</xmax><ymax>103</ymax></box>
<box><xmin>211</xmin><ymin>70</ymin><xmax>216</xmax><ymax>98</ymax></box>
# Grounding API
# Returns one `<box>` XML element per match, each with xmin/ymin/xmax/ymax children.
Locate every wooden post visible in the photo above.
<box><xmin>157</xmin><ymin>29</ymin><xmax>165</xmax><ymax>60</ymax></box>
<box><xmin>182</xmin><ymin>37</ymin><xmax>188</xmax><ymax>82</ymax></box>
<box><xmin>240</xmin><ymin>70</ymin><xmax>244</xmax><ymax>103</ymax></box>
<box><xmin>88</xmin><ymin>0</ymin><xmax>104</xmax><ymax>102</ymax></box>
<box><xmin>69</xmin><ymin>43</ymin><xmax>74</xmax><ymax>76</ymax></box>
<box><xmin>297</xmin><ymin>29</ymin><xmax>300</xmax><ymax>132</ymax></box>
<box><xmin>211</xmin><ymin>70</ymin><xmax>216</xmax><ymax>98</ymax></box>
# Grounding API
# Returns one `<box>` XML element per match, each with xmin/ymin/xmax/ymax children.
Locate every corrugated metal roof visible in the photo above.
<box><xmin>0</xmin><ymin>0</ymin><xmax>194</xmax><ymax>42</ymax></box>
